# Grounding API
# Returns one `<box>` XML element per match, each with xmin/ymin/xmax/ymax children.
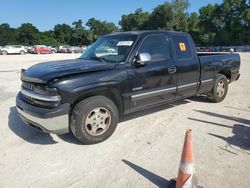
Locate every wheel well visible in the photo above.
<box><xmin>71</xmin><ymin>89</ymin><xmax>124</xmax><ymax>115</ymax></box>
<box><xmin>218</xmin><ymin>70</ymin><xmax>231</xmax><ymax>81</ymax></box>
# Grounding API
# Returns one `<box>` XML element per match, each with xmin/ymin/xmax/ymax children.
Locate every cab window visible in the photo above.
<box><xmin>138</xmin><ymin>34</ymin><xmax>171</xmax><ymax>62</ymax></box>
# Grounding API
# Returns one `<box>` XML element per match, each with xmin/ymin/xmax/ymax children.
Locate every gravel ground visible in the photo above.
<box><xmin>0</xmin><ymin>53</ymin><xmax>249</xmax><ymax>188</ymax></box>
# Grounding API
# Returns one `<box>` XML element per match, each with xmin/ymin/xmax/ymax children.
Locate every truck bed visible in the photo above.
<box><xmin>197</xmin><ymin>52</ymin><xmax>232</xmax><ymax>56</ymax></box>
<box><xmin>198</xmin><ymin>52</ymin><xmax>240</xmax><ymax>83</ymax></box>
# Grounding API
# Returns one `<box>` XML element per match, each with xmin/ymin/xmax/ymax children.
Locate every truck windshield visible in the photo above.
<box><xmin>80</xmin><ymin>34</ymin><xmax>137</xmax><ymax>63</ymax></box>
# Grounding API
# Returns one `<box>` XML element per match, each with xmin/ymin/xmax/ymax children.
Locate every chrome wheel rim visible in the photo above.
<box><xmin>85</xmin><ymin>107</ymin><xmax>111</xmax><ymax>136</ymax></box>
<box><xmin>217</xmin><ymin>81</ymin><xmax>225</xmax><ymax>97</ymax></box>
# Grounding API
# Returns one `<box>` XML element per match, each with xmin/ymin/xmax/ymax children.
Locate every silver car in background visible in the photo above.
<box><xmin>68</xmin><ymin>46</ymin><xmax>83</xmax><ymax>53</ymax></box>
<box><xmin>0</xmin><ymin>45</ymin><xmax>27</xmax><ymax>55</ymax></box>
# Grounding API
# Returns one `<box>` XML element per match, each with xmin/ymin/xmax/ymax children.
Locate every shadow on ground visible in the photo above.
<box><xmin>188</xmin><ymin>110</ymin><xmax>250</xmax><ymax>152</ymax></box>
<box><xmin>7</xmin><ymin>96</ymin><xmax>206</xmax><ymax>145</ymax></box>
<box><xmin>120</xmin><ymin>96</ymin><xmax>212</xmax><ymax>123</ymax></box>
<box><xmin>188</xmin><ymin>96</ymin><xmax>210</xmax><ymax>103</ymax></box>
<box><xmin>8</xmin><ymin>107</ymin><xmax>57</xmax><ymax>145</ymax></box>
<box><xmin>56</xmin><ymin>99</ymin><xmax>191</xmax><ymax>144</ymax></box>
<box><xmin>122</xmin><ymin>159</ymin><xmax>176</xmax><ymax>188</ymax></box>
<box><xmin>224</xmin><ymin>105</ymin><xmax>250</xmax><ymax>113</ymax></box>
<box><xmin>194</xmin><ymin>110</ymin><xmax>250</xmax><ymax>125</ymax></box>
<box><xmin>120</xmin><ymin>99</ymin><xmax>190</xmax><ymax>123</ymax></box>
<box><xmin>58</xmin><ymin>133</ymin><xmax>82</xmax><ymax>145</ymax></box>
<box><xmin>208</xmin><ymin>124</ymin><xmax>250</xmax><ymax>151</ymax></box>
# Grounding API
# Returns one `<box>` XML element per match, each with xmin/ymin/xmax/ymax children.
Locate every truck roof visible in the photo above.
<box><xmin>107</xmin><ymin>30</ymin><xmax>185</xmax><ymax>37</ymax></box>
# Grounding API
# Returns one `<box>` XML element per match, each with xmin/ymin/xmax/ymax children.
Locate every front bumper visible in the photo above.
<box><xmin>16</xmin><ymin>92</ymin><xmax>70</xmax><ymax>135</ymax></box>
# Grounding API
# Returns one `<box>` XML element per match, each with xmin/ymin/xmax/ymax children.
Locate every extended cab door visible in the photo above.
<box><xmin>127</xmin><ymin>34</ymin><xmax>177</xmax><ymax>111</ymax></box>
<box><xmin>170</xmin><ymin>34</ymin><xmax>200</xmax><ymax>97</ymax></box>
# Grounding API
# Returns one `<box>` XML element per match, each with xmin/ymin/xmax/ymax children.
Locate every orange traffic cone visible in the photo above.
<box><xmin>175</xmin><ymin>129</ymin><xmax>198</xmax><ymax>188</ymax></box>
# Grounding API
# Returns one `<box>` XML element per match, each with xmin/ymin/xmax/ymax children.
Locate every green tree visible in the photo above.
<box><xmin>146</xmin><ymin>0</ymin><xmax>189</xmax><ymax>31</ymax></box>
<box><xmin>188</xmin><ymin>13</ymin><xmax>199</xmax><ymax>32</ymax></box>
<box><xmin>81</xmin><ymin>29</ymin><xmax>94</xmax><ymax>45</ymax></box>
<box><xmin>147</xmin><ymin>2</ymin><xmax>173</xmax><ymax>30</ymax></box>
<box><xmin>37</xmin><ymin>30</ymin><xmax>58</xmax><ymax>46</ymax></box>
<box><xmin>242</xmin><ymin>3</ymin><xmax>250</xmax><ymax>44</ymax></box>
<box><xmin>86</xmin><ymin>18</ymin><xmax>118</xmax><ymax>41</ymax></box>
<box><xmin>0</xmin><ymin>23</ymin><xmax>16</xmax><ymax>45</ymax></box>
<box><xmin>119</xmin><ymin>8</ymin><xmax>150</xmax><ymax>31</ymax></box>
<box><xmin>187</xmin><ymin>12</ymin><xmax>200</xmax><ymax>44</ymax></box>
<box><xmin>71</xmin><ymin>19</ymin><xmax>86</xmax><ymax>46</ymax></box>
<box><xmin>171</xmin><ymin>0</ymin><xmax>189</xmax><ymax>31</ymax></box>
<box><xmin>16</xmin><ymin>23</ymin><xmax>39</xmax><ymax>45</ymax></box>
<box><xmin>198</xmin><ymin>0</ymin><xmax>250</xmax><ymax>45</ymax></box>
<box><xmin>54</xmin><ymin>23</ymin><xmax>73</xmax><ymax>45</ymax></box>
<box><xmin>198</xmin><ymin>4</ymin><xmax>221</xmax><ymax>45</ymax></box>
<box><xmin>72</xmin><ymin>19</ymin><xmax>83</xmax><ymax>30</ymax></box>
<box><xmin>220</xmin><ymin>0</ymin><xmax>250</xmax><ymax>45</ymax></box>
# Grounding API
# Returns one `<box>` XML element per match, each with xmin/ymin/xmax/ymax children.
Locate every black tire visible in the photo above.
<box><xmin>20</xmin><ymin>50</ymin><xmax>25</xmax><ymax>55</ymax></box>
<box><xmin>1</xmin><ymin>51</ymin><xmax>8</xmax><ymax>55</ymax></box>
<box><xmin>70</xmin><ymin>96</ymin><xmax>119</xmax><ymax>144</ymax></box>
<box><xmin>208</xmin><ymin>74</ymin><xmax>228</xmax><ymax>103</ymax></box>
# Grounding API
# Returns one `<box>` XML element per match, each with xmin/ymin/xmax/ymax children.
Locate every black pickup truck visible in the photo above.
<box><xmin>16</xmin><ymin>31</ymin><xmax>240</xmax><ymax>144</ymax></box>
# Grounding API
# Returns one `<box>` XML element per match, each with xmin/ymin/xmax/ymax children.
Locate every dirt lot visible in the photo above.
<box><xmin>0</xmin><ymin>53</ymin><xmax>249</xmax><ymax>188</ymax></box>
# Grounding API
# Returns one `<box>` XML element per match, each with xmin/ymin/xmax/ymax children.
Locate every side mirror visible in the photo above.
<box><xmin>134</xmin><ymin>53</ymin><xmax>151</xmax><ymax>67</ymax></box>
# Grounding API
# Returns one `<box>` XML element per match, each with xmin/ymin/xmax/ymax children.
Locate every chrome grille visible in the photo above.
<box><xmin>23</xmin><ymin>95</ymin><xmax>35</xmax><ymax>104</ymax></box>
<box><xmin>22</xmin><ymin>82</ymin><xmax>35</xmax><ymax>104</ymax></box>
<box><xmin>22</xmin><ymin>82</ymin><xmax>34</xmax><ymax>91</ymax></box>
<box><xmin>21</xmin><ymin>81</ymin><xmax>60</xmax><ymax>108</ymax></box>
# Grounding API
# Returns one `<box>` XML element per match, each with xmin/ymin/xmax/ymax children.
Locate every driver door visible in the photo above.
<box><xmin>127</xmin><ymin>34</ymin><xmax>177</xmax><ymax>111</ymax></box>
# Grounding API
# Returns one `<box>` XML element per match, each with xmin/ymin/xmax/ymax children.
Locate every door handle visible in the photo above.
<box><xmin>168</xmin><ymin>67</ymin><xmax>176</xmax><ymax>74</ymax></box>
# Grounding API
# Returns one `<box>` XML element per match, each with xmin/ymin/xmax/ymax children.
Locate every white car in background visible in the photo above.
<box><xmin>0</xmin><ymin>45</ymin><xmax>27</xmax><ymax>55</ymax></box>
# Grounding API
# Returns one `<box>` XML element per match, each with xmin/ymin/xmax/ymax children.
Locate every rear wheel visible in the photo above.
<box><xmin>1</xmin><ymin>51</ymin><xmax>8</xmax><ymax>55</ymax></box>
<box><xmin>20</xmin><ymin>50</ymin><xmax>25</xmax><ymax>55</ymax></box>
<box><xmin>70</xmin><ymin>96</ymin><xmax>119</xmax><ymax>144</ymax></box>
<box><xmin>208</xmin><ymin>74</ymin><xmax>228</xmax><ymax>103</ymax></box>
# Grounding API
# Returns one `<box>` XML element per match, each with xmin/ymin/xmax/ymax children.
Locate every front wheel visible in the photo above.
<box><xmin>208</xmin><ymin>74</ymin><xmax>228</xmax><ymax>103</ymax></box>
<box><xmin>70</xmin><ymin>96</ymin><xmax>119</xmax><ymax>144</ymax></box>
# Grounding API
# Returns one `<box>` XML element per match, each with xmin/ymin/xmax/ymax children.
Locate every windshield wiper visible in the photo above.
<box><xmin>94</xmin><ymin>56</ymin><xmax>106</xmax><ymax>63</ymax></box>
<box><xmin>80</xmin><ymin>56</ymin><xmax>106</xmax><ymax>63</ymax></box>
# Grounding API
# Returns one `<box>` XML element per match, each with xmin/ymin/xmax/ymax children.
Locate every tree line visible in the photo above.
<box><xmin>0</xmin><ymin>0</ymin><xmax>249</xmax><ymax>46</ymax></box>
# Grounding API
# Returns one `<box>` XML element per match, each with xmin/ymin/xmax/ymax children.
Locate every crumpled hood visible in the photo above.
<box><xmin>21</xmin><ymin>59</ymin><xmax>115</xmax><ymax>83</ymax></box>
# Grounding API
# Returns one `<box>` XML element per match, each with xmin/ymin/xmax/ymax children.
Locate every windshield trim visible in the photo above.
<box><xmin>123</xmin><ymin>34</ymin><xmax>141</xmax><ymax>64</ymax></box>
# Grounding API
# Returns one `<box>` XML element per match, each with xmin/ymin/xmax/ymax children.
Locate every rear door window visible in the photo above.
<box><xmin>138</xmin><ymin>34</ymin><xmax>171</xmax><ymax>62</ymax></box>
<box><xmin>172</xmin><ymin>35</ymin><xmax>192</xmax><ymax>59</ymax></box>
